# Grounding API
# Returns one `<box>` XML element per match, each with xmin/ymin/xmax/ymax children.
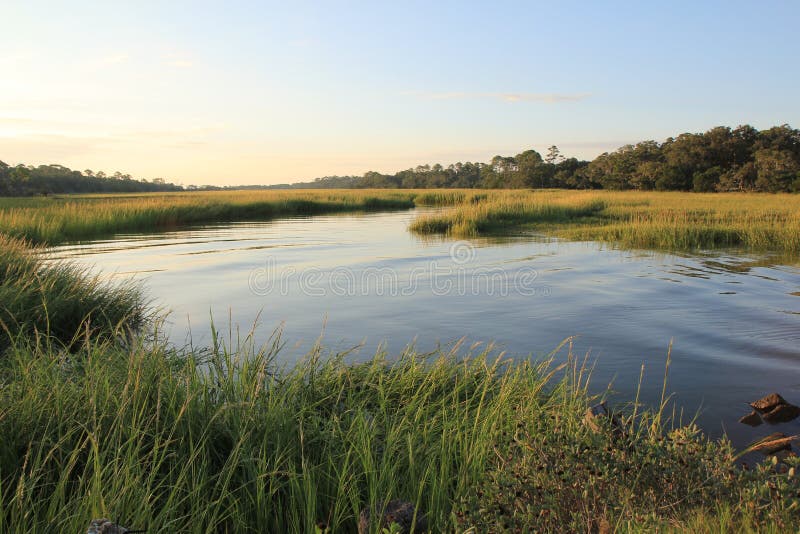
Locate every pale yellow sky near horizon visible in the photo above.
<box><xmin>2</xmin><ymin>2</ymin><xmax>797</xmax><ymax>186</ymax></box>
<box><xmin>0</xmin><ymin>45</ymin><xmax>622</xmax><ymax>186</ymax></box>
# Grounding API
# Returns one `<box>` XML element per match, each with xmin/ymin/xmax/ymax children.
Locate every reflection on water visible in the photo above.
<box><xmin>45</xmin><ymin>209</ymin><xmax>800</xmax><ymax>448</ymax></box>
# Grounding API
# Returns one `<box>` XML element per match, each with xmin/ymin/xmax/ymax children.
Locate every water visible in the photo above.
<box><xmin>46</xmin><ymin>209</ymin><xmax>800</xmax><ymax>448</ymax></box>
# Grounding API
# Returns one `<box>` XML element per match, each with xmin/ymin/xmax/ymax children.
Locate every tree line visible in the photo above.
<box><xmin>274</xmin><ymin>124</ymin><xmax>800</xmax><ymax>192</ymax></box>
<box><xmin>0</xmin><ymin>162</ymin><xmax>183</xmax><ymax>196</ymax></box>
<box><xmin>3</xmin><ymin>124</ymin><xmax>799</xmax><ymax>195</ymax></box>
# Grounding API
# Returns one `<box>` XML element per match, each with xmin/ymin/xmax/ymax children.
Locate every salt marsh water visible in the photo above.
<box><xmin>46</xmin><ymin>209</ymin><xmax>800</xmax><ymax>447</ymax></box>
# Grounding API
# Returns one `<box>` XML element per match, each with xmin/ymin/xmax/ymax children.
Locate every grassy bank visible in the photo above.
<box><xmin>0</xmin><ymin>235</ymin><xmax>145</xmax><ymax>352</ymax></box>
<box><xmin>0</xmin><ymin>233</ymin><xmax>798</xmax><ymax>532</ymax></box>
<box><xmin>2</xmin><ymin>189</ymin><xmax>799</xmax><ymax>255</ymax></box>
<box><xmin>0</xmin><ymin>190</ymin><xmax>422</xmax><ymax>245</ymax></box>
<box><xmin>409</xmin><ymin>190</ymin><xmax>800</xmax><ymax>255</ymax></box>
<box><xmin>2</xmin><ymin>333</ymin><xmax>799</xmax><ymax>532</ymax></box>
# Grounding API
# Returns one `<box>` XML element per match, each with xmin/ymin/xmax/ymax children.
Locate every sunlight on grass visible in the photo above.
<box><xmin>2</xmin><ymin>189</ymin><xmax>799</xmax><ymax>256</ymax></box>
<box><xmin>409</xmin><ymin>190</ymin><xmax>800</xmax><ymax>255</ymax></box>
<box><xmin>0</xmin><ymin>190</ymin><xmax>420</xmax><ymax>245</ymax></box>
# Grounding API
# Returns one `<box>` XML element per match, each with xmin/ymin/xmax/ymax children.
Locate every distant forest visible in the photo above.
<box><xmin>0</xmin><ymin>162</ymin><xmax>183</xmax><ymax>196</ymax></box>
<box><xmin>271</xmin><ymin>124</ymin><xmax>800</xmax><ymax>193</ymax></box>
<box><xmin>2</xmin><ymin>124</ymin><xmax>799</xmax><ymax>195</ymax></box>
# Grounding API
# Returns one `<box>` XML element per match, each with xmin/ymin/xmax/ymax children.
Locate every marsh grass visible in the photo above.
<box><xmin>0</xmin><ymin>190</ymin><xmax>419</xmax><ymax>245</ymax></box>
<box><xmin>0</xmin><ymin>235</ymin><xmax>145</xmax><ymax>351</ymax></box>
<box><xmin>0</xmin><ymin>329</ymin><xmax>546</xmax><ymax>532</ymax></box>
<box><xmin>3</xmin><ymin>189</ymin><xmax>799</xmax><ymax>254</ymax></box>
<box><xmin>1</xmin><ymin>328</ymin><xmax>798</xmax><ymax>533</ymax></box>
<box><xmin>2</xmin><ymin>192</ymin><xmax>800</xmax><ymax>531</ymax></box>
<box><xmin>410</xmin><ymin>193</ymin><xmax>606</xmax><ymax>237</ymax></box>
<box><xmin>409</xmin><ymin>190</ymin><xmax>800</xmax><ymax>255</ymax></box>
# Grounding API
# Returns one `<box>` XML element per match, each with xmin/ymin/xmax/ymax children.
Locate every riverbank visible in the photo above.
<box><xmin>409</xmin><ymin>190</ymin><xmax>800</xmax><ymax>256</ymax></box>
<box><xmin>0</xmin><ymin>236</ymin><xmax>798</xmax><ymax>532</ymax></box>
<box><xmin>4</xmin><ymin>190</ymin><xmax>800</xmax><ymax>258</ymax></box>
<box><xmin>0</xmin><ymin>191</ymin><xmax>430</xmax><ymax>245</ymax></box>
<box><xmin>0</xmin><ymin>235</ymin><xmax>146</xmax><ymax>351</ymax></box>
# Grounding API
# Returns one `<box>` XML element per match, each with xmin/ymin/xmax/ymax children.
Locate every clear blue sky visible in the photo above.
<box><xmin>1</xmin><ymin>0</ymin><xmax>798</xmax><ymax>185</ymax></box>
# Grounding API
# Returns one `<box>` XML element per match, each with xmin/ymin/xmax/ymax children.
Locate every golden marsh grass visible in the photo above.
<box><xmin>409</xmin><ymin>190</ymin><xmax>800</xmax><ymax>255</ymax></box>
<box><xmin>1</xmin><ymin>189</ymin><xmax>798</xmax><ymax>255</ymax></box>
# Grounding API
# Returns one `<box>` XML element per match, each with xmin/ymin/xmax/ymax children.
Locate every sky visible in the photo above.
<box><xmin>1</xmin><ymin>1</ymin><xmax>799</xmax><ymax>186</ymax></box>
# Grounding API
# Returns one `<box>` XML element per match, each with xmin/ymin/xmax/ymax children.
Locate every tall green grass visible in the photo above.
<box><xmin>1</xmin><ymin>332</ymin><xmax>798</xmax><ymax>532</ymax></box>
<box><xmin>0</xmin><ymin>333</ymin><xmax>514</xmax><ymax>532</ymax></box>
<box><xmin>0</xmin><ymin>235</ymin><xmax>145</xmax><ymax>351</ymax></box>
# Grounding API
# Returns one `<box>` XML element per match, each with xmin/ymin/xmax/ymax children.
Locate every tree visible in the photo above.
<box><xmin>754</xmin><ymin>149</ymin><xmax>799</xmax><ymax>192</ymax></box>
<box><xmin>545</xmin><ymin>145</ymin><xmax>562</xmax><ymax>164</ymax></box>
<box><xmin>717</xmin><ymin>163</ymin><xmax>757</xmax><ymax>192</ymax></box>
<box><xmin>553</xmin><ymin>158</ymin><xmax>589</xmax><ymax>188</ymax></box>
<box><xmin>514</xmin><ymin>150</ymin><xmax>545</xmax><ymax>188</ymax></box>
<box><xmin>9</xmin><ymin>165</ymin><xmax>31</xmax><ymax>194</ymax></box>
<box><xmin>661</xmin><ymin>134</ymin><xmax>710</xmax><ymax>190</ymax></box>
<box><xmin>0</xmin><ymin>160</ymin><xmax>9</xmax><ymax>195</ymax></box>
<box><xmin>485</xmin><ymin>155</ymin><xmax>518</xmax><ymax>187</ymax></box>
<box><xmin>632</xmin><ymin>161</ymin><xmax>662</xmax><ymax>190</ymax></box>
<box><xmin>693</xmin><ymin>166</ymin><xmax>722</xmax><ymax>192</ymax></box>
<box><xmin>655</xmin><ymin>166</ymin><xmax>692</xmax><ymax>191</ymax></box>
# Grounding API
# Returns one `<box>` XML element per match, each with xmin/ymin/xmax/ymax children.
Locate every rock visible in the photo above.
<box><xmin>584</xmin><ymin>402</ymin><xmax>609</xmax><ymax>432</ymax></box>
<box><xmin>749</xmin><ymin>432</ymin><xmax>797</xmax><ymax>455</ymax></box>
<box><xmin>358</xmin><ymin>499</ymin><xmax>427</xmax><ymax>534</ymax></box>
<box><xmin>750</xmin><ymin>393</ymin><xmax>787</xmax><ymax>413</ymax></box>
<box><xmin>86</xmin><ymin>519</ymin><xmax>130</xmax><ymax>534</ymax></box>
<box><xmin>584</xmin><ymin>402</ymin><xmax>624</xmax><ymax>436</ymax></box>
<box><xmin>738</xmin><ymin>410</ymin><xmax>763</xmax><ymax>427</ymax></box>
<box><xmin>86</xmin><ymin>519</ymin><xmax>144</xmax><ymax>534</ymax></box>
<box><xmin>762</xmin><ymin>403</ymin><xmax>800</xmax><ymax>424</ymax></box>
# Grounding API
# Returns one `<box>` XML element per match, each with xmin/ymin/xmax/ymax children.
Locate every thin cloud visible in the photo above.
<box><xmin>102</xmin><ymin>54</ymin><xmax>129</xmax><ymax>66</ymax></box>
<box><xmin>166</xmin><ymin>59</ymin><xmax>194</xmax><ymax>68</ymax></box>
<box><xmin>116</xmin><ymin>125</ymin><xmax>227</xmax><ymax>142</ymax></box>
<box><xmin>0</xmin><ymin>117</ymin><xmax>42</xmax><ymax>126</ymax></box>
<box><xmin>0</xmin><ymin>117</ymin><xmax>225</xmax><ymax>145</ymax></box>
<box><xmin>403</xmin><ymin>91</ymin><xmax>590</xmax><ymax>103</ymax></box>
<box><xmin>77</xmin><ymin>53</ymin><xmax>130</xmax><ymax>72</ymax></box>
<box><xmin>0</xmin><ymin>52</ymin><xmax>35</xmax><ymax>66</ymax></box>
<box><xmin>162</xmin><ymin>53</ymin><xmax>194</xmax><ymax>68</ymax></box>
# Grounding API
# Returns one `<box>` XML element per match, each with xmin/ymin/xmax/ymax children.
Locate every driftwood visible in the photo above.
<box><xmin>748</xmin><ymin>433</ymin><xmax>799</xmax><ymax>456</ymax></box>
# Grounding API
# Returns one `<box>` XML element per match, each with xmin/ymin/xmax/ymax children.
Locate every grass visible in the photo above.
<box><xmin>2</xmin><ymin>189</ymin><xmax>799</xmax><ymax>255</ymax></box>
<box><xmin>2</xmin><ymin>190</ymin><xmax>799</xmax><ymax>531</ymax></box>
<box><xmin>0</xmin><ymin>239</ymin><xmax>798</xmax><ymax>532</ymax></box>
<box><xmin>409</xmin><ymin>190</ymin><xmax>800</xmax><ymax>255</ymax></box>
<box><xmin>2</xmin><ymin>330</ymin><xmax>799</xmax><ymax>532</ymax></box>
<box><xmin>0</xmin><ymin>235</ymin><xmax>146</xmax><ymax>352</ymax></box>
<box><xmin>0</xmin><ymin>190</ymin><xmax>420</xmax><ymax>245</ymax></box>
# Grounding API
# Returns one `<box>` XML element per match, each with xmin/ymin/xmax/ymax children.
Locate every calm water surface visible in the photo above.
<box><xmin>46</xmin><ymin>209</ymin><xmax>800</xmax><ymax>447</ymax></box>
